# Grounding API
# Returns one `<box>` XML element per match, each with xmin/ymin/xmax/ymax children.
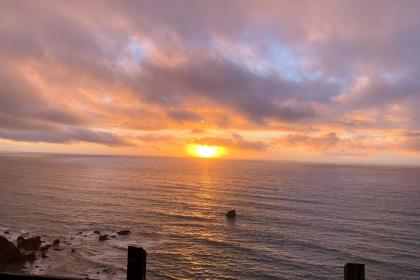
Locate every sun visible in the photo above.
<box><xmin>187</xmin><ymin>144</ymin><xmax>226</xmax><ymax>158</ymax></box>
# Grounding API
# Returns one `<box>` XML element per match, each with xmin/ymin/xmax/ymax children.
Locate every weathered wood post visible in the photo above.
<box><xmin>127</xmin><ymin>246</ymin><xmax>147</xmax><ymax>280</ymax></box>
<box><xmin>344</xmin><ymin>263</ymin><xmax>365</xmax><ymax>280</ymax></box>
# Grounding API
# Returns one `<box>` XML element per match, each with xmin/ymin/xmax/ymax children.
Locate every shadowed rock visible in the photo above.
<box><xmin>24</xmin><ymin>252</ymin><xmax>36</xmax><ymax>262</ymax></box>
<box><xmin>99</xmin><ymin>235</ymin><xmax>109</xmax><ymax>241</ymax></box>
<box><xmin>53</xmin><ymin>239</ymin><xmax>60</xmax><ymax>246</ymax></box>
<box><xmin>94</xmin><ymin>231</ymin><xmax>100</xmax><ymax>235</ymax></box>
<box><xmin>40</xmin><ymin>244</ymin><xmax>51</xmax><ymax>252</ymax></box>
<box><xmin>0</xmin><ymin>236</ymin><xmax>24</xmax><ymax>263</ymax></box>
<box><xmin>226</xmin><ymin>210</ymin><xmax>237</xmax><ymax>219</ymax></box>
<box><xmin>117</xmin><ymin>230</ymin><xmax>131</xmax><ymax>236</ymax></box>
<box><xmin>17</xmin><ymin>236</ymin><xmax>42</xmax><ymax>251</ymax></box>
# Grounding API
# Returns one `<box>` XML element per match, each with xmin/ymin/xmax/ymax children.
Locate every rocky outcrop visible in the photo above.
<box><xmin>17</xmin><ymin>236</ymin><xmax>41</xmax><ymax>251</ymax></box>
<box><xmin>0</xmin><ymin>236</ymin><xmax>24</xmax><ymax>263</ymax></box>
<box><xmin>226</xmin><ymin>210</ymin><xmax>237</xmax><ymax>219</ymax></box>
<box><xmin>117</xmin><ymin>230</ymin><xmax>130</xmax><ymax>236</ymax></box>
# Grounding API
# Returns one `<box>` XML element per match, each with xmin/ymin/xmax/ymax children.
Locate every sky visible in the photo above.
<box><xmin>1</xmin><ymin>0</ymin><xmax>420</xmax><ymax>164</ymax></box>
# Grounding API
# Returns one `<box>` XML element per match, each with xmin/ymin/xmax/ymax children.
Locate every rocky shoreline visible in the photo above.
<box><xmin>0</xmin><ymin>229</ymin><xmax>131</xmax><ymax>267</ymax></box>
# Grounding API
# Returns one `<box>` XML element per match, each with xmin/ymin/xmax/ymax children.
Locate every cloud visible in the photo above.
<box><xmin>0</xmin><ymin>126</ymin><xmax>130</xmax><ymax>147</ymax></box>
<box><xmin>193</xmin><ymin>133</ymin><xmax>267</xmax><ymax>152</ymax></box>
<box><xmin>0</xmin><ymin>0</ymin><xmax>419</xmax><ymax>161</ymax></box>
<box><xmin>167</xmin><ymin>110</ymin><xmax>202</xmax><ymax>122</ymax></box>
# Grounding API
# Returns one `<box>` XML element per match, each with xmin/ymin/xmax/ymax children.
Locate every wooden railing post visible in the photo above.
<box><xmin>344</xmin><ymin>263</ymin><xmax>365</xmax><ymax>280</ymax></box>
<box><xmin>127</xmin><ymin>246</ymin><xmax>147</xmax><ymax>280</ymax></box>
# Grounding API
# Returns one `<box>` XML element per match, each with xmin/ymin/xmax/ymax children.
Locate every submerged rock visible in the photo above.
<box><xmin>0</xmin><ymin>236</ymin><xmax>24</xmax><ymax>263</ymax></box>
<box><xmin>53</xmin><ymin>239</ymin><xmax>60</xmax><ymax>246</ymax></box>
<box><xmin>117</xmin><ymin>230</ymin><xmax>131</xmax><ymax>236</ymax></box>
<box><xmin>17</xmin><ymin>236</ymin><xmax>42</xmax><ymax>251</ymax></box>
<box><xmin>226</xmin><ymin>210</ymin><xmax>237</xmax><ymax>219</ymax></box>
<box><xmin>93</xmin><ymin>231</ymin><xmax>100</xmax><ymax>235</ymax></box>
<box><xmin>99</xmin><ymin>235</ymin><xmax>109</xmax><ymax>242</ymax></box>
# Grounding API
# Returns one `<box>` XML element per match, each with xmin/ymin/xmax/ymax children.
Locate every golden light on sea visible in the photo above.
<box><xmin>187</xmin><ymin>144</ymin><xmax>226</xmax><ymax>158</ymax></box>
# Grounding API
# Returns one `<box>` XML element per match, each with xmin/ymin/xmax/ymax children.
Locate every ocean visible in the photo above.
<box><xmin>0</xmin><ymin>154</ymin><xmax>419</xmax><ymax>279</ymax></box>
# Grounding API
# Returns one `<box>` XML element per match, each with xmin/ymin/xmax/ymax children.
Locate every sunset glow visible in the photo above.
<box><xmin>0</xmin><ymin>1</ymin><xmax>420</xmax><ymax>164</ymax></box>
<box><xmin>187</xmin><ymin>144</ymin><xmax>226</xmax><ymax>158</ymax></box>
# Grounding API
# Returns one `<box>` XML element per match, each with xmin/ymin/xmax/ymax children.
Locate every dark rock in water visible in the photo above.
<box><xmin>17</xmin><ymin>236</ymin><xmax>42</xmax><ymax>251</ymax></box>
<box><xmin>99</xmin><ymin>235</ymin><xmax>109</xmax><ymax>242</ymax></box>
<box><xmin>40</xmin><ymin>244</ymin><xmax>51</xmax><ymax>252</ymax></box>
<box><xmin>24</xmin><ymin>252</ymin><xmax>36</xmax><ymax>262</ymax></box>
<box><xmin>226</xmin><ymin>210</ymin><xmax>237</xmax><ymax>219</ymax></box>
<box><xmin>3</xmin><ymin>231</ymin><xmax>9</xmax><ymax>235</ymax></box>
<box><xmin>117</xmin><ymin>230</ymin><xmax>131</xmax><ymax>236</ymax></box>
<box><xmin>94</xmin><ymin>231</ymin><xmax>100</xmax><ymax>235</ymax></box>
<box><xmin>53</xmin><ymin>239</ymin><xmax>60</xmax><ymax>246</ymax></box>
<box><xmin>78</xmin><ymin>231</ymin><xmax>83</xmax><ymax>235</ymax></box>
<box><xmin>53</xmin><ymin>247</ymin><xmax>63</xmax><ymax>251</ymax></box>
<box><xmin>71</xmin><ymin>248</ymin><xmax>76</xmax><ymax>253</ymax></box>
<box><xmin>0</xmin><ymin>236</ymin><xmax>24</xmax><ymax>263</ymax></box>
<box><xmin>41</xmin><ymin>252</ymin><xmax>48</xmax><ymax>258</ymax></box>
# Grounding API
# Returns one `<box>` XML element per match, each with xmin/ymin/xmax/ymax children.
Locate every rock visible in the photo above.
<box><xmin>93</xmin><ymin>231</ymin><xmax>100</xmax><ymax>235</ymax></box>
<box><xmin>40</xmin><ymin>244</ymin><xmax>51</xmax><ymax>252</ymax></box>
<box><xmin>17</xmin><ymin>236</ymin><xmax>42</xmax><ymax>251</ymax></box>
<box><xmin>3</xmin><ymin>231</ymin><xmax>9</xmax><ymax>235</ymax></box>
<box><xmin>53</xmin><ymin>247</ymin><xmax>63</xmax><ymax>251</ymax></box>
<box><xmin>99</xmin><ymin>235</ymin><xmax>109</xmax><ymax>242</ymax></box>
<box><xmin>41</xmin><ymin>252</ymin><xmax>48</xmax><ymax>258</ymax></box>
<box><xmin>0</xmin><ymin>235</ymin><xmax>24</xmax><ymax>263</ymax></box>
<box><xmin>117</xmin><ymin>230</ymin><xmax>130</xmax><ymax>236</ymax></box>
<box><xmin>71</xmin><ymin>248</ymin><xmax>76</xmax><ymax>253</ymax></box>
<box><xmin>24</xmin><ymin>252</ymin><xmax>37</xmax><ymax>262</ymax></box>
<box><xmin>226</xmin><ymin>210</ymin><xmax>237</xmax><ymax>219</ymax></box>
<box><xmin>53</xmin><ymin>239</ymin><xmax>60</xmax><ymax>246</ymax></box>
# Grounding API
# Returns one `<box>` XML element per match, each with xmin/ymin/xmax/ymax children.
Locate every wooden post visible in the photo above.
<box><xmin>344</xmin><ymin>263</ymin><xmax>365</xmax><ymax>280</ymax></box>
<box><xmin>127</xmin><ymin>246</ymin><xmax>147</xmax><ymax>280</ymax></box>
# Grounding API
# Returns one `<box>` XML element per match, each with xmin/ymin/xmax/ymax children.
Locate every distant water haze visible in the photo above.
<box><xmin>0</xmin><ymin>154</ymin><xmax>419</xmax><ymax>279</ymax></box>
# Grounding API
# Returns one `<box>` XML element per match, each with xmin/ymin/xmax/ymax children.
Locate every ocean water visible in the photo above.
<box><xmin>0</xmin><ymin>154</ymin><xmax>419</xmax><ymax>279</ymax></box>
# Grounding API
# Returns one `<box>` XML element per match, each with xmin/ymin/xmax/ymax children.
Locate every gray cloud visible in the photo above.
<box><xmin>167</xmin><ymin>110</ymin><xmax>202</xmax><ymax>122</ymax></box>
<box><xmin>0</xmin><ymin>127</ymin><xmax>130</xmax><ymax>147</ymax></box>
